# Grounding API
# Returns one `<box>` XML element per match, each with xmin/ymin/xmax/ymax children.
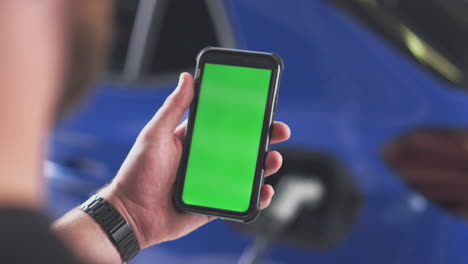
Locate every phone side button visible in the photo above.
<box><xmin>273</xmin><ymin>96</ymin><xmax>278</xmax><ymax>113</ymax></box>
<box><xmin>260</xmin><ymin>169</ymin><xmax>265</xmax><ymax>185</ymax></box>
<box><xmin>265</xmin><ymin>133</ymin><xmax>271</xmax><ymax>152</ymax></box>
<box><xmin>259</xmin><ymin>168</ymin><xmax>265</xmax><ymax>208</ymax></box>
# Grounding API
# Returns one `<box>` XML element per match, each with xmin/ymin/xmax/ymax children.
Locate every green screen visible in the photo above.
<box><xmin>182</xmin><ymin>63</ymin><xmax>272</xmax><ymax>212</ymax></box>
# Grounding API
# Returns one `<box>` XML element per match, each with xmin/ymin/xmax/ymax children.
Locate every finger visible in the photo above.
<box><xmin>260</xmin><ymin>184</ymin><xmax>275</xmax><ymax>210</ymax></box>
<box><xmin>264</xmin><ymin>151</ymin><xmax>282</xmax><ymax>177</ymax></box>
<box><xmin>184</xmin><ymin>213</ymin><xmax>217</xmax><ymax>227</ymax></box>
<box><xmin>144</xmin><ymin>73</ymin><xmax>194</xmax><ymax>135</ymax></box>
<box><xmin>270</xmin><ymin>122</ymin><xmax>291</xmax><ymax>144</ymax></box>
<box><xmin>174</xmin><ymin>120</ymin><xmax>188</xmax><ymax>140</ymax></box>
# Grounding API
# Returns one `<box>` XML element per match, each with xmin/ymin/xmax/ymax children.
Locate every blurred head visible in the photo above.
<box><xmin>56</xmin><ymin>0</ymin><xmax>113</xmax><ymax>118</ymax></box>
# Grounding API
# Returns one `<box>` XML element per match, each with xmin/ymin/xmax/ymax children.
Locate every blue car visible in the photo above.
<box><xmin>48</xmin><ymin>0</ymin><xmax>468</xmax><ymax>263</ymax></box>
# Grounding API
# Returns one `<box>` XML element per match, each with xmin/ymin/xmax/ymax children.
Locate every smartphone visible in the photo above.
<box><xmin>174</xmin><ymin>47</ymin><xmax>284</xmax><ymax>222</ymax></box>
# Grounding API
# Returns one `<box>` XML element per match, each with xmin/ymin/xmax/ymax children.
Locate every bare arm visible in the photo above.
<box><xmin>52</xmin><ymin>209</ymin><xmax>121</xmax><ymax>264</ymax></box>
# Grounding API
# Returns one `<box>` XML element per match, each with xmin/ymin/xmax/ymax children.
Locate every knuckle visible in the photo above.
<box><xmin>166</xmin><ymin>93</ymin><xmax>185</xmax><ymax>111</ymax></box>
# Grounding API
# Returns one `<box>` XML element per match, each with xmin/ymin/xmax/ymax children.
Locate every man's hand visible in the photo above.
<box><xmin>99</xmin><ymin>73</ymin><xmax>291</xmax><ymax>248</ymax></box>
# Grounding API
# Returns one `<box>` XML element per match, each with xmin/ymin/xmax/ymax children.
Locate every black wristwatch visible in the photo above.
<box><xmin>80</xmin><ymin>195</ymin><xmax>141</xmax><ymax>263</ymax></box>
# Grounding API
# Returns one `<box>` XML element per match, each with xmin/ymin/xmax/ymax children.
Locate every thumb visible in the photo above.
<box><xmin>144</xmin><ymin>73</ymin><xmax>194</xmax><ymax>135</ymax></box>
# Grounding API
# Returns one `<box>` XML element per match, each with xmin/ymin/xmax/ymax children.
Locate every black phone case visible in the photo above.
<box><xmin>174</xmin><ymin>47</ymin><xmax>284</xmax><ymax>223</ymax></box>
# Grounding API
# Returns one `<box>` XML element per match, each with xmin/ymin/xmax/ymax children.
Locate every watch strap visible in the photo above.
<box><xmin>80</xmin><ymin>195</ymin><xmax>140</xmax><ymax>263</ymax></box>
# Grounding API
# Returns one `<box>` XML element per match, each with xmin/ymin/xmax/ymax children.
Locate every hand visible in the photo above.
<box><xmin>99</xmin><ymin>73</ymin><xmax>291</xmax><ymax>248</ymax></box>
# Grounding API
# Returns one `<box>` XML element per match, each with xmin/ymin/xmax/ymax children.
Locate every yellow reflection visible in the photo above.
<box><xmin>402</xmin><ymin>26</ymin><xmax>463</xmax><ymax>84</ymax></box>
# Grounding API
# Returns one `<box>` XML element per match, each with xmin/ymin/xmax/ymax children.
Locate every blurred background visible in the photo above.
<box><xmin>46</xmin><ymin>0</ymin><xmax>468</xmax><ymax>263</ymax></box>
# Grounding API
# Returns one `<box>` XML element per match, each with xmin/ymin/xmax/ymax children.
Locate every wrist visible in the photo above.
<box><xmin>80</xmin><ymin>193</ymin><xmax>141</xmax><ymax>262</ymax></box>
<box><xmin>97</xmin><ymin>186</ymin><xmax>148</xmax><ymax>248</ymax></box>
<box><xmin>52</xmin><ymin>209</ymin><xmax>122</xmax><ymax>264</ymax></box>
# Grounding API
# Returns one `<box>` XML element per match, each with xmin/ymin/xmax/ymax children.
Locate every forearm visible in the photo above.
<box><xmin>52</xmin><ymin>208</ymin><xmax>122</xmax><ymax>264</ymax></box>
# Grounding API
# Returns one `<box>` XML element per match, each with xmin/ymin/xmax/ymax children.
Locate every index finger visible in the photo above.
<box><xmin>270</xmin><ymin>121</ymin><xmax>291</xmax><ymax>144</ymax></box>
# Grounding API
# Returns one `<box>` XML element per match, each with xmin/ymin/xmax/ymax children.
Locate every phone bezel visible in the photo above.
<box><xmin>174</xmin><ymin>47</ymin><xmax>283</xmax><ymax>222</ymax></box>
